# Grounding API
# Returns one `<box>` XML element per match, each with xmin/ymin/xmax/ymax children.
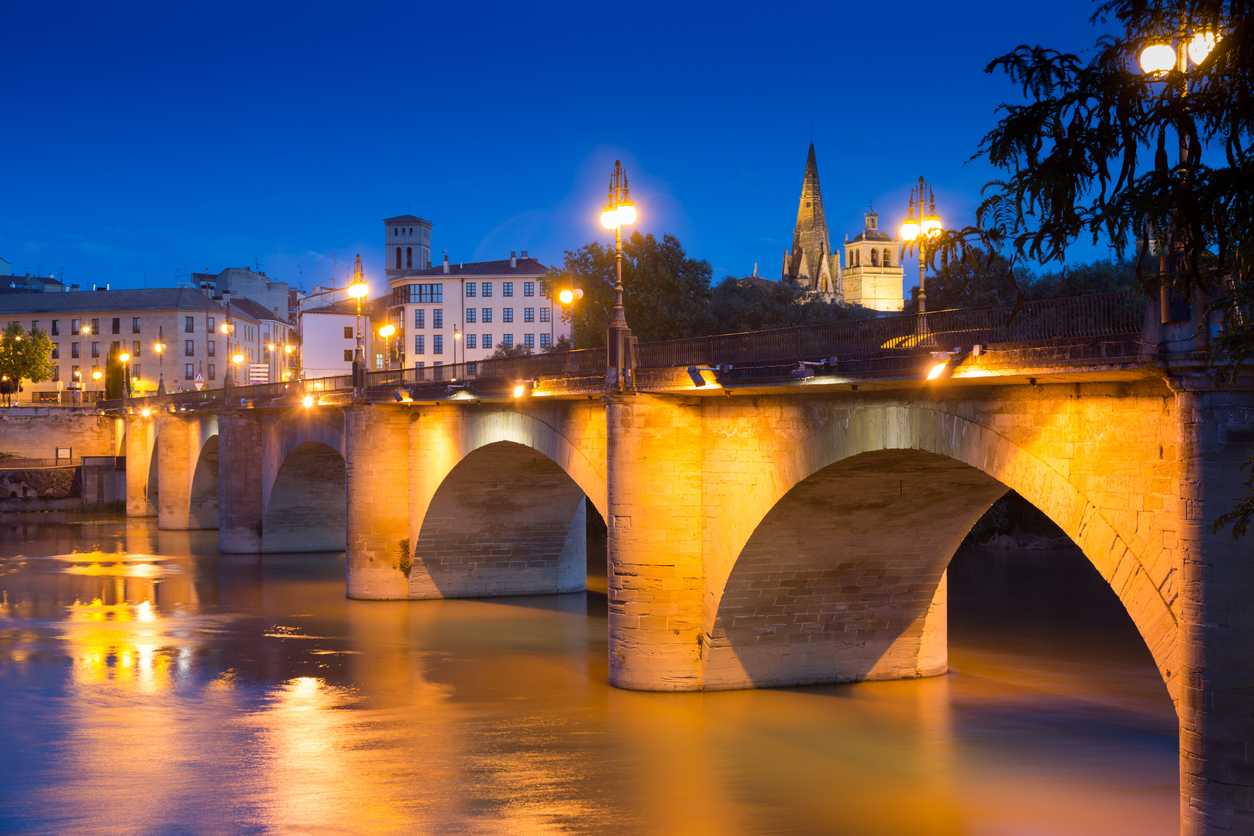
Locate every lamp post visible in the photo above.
<box><xmin>92</xmin><ymin>368</ymin><xmax>102</xmax><ymax>401</ymax></box>
<box><xmin>378</xmin><ymin>324</ymin><xmax>395</xmax><ymax>372</ymax></box>
<box><xmin>600</xmin><ymin>160</ymin><xmax>636</xmax><ymax>390</ymax></box>
<box><xmin>347</xmin><ymin>254</ymin><xmax>369</xmax><ymax>399</ymax></box>
<box><xmin>232</xmin><ymin>351</ymin><xmax>244</xmax><ymax>387</ymax></box>
<box><xmin>220</xmin><ymin>319</ymin><xmax>236</xmax><ymax>390</ymax></box>
<box><xmin>1138</xmin><ymin>28</ymin><xmax>1218</xmax><ymax>324</ymax></box>
<box><xmin>119</xmin><ymin>352</ymin><xmax>131</xmax><ymax>407</ymax></box>
<box><xmin>558</xmin><ymin>286</ymin><xmax>583</xmax><ymax>350</ymax></box>
<box><xmin>899</xmin><ymin>176</ymin><xmax>941</xmax><ymax>315</ymax></box>
<box><xmin>154</xmin><ymin>328</ymin><xmax>166</xmax><ymax>397</ymax></box>
<box><xmin>452</xmin><ymin>324</ymin><xmax>461</xmax><ymax>369</ymax></box>
<box><xmin>283</xmin><ymin>343</ymin><xmax>295</xmax><ymax>381</ymax></box>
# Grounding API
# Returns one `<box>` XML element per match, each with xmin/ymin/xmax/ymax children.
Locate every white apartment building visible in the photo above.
<box><xmin>388</xmin><ymin>251</ymin><xmax>570</xmax><ymax>370</ymax></box>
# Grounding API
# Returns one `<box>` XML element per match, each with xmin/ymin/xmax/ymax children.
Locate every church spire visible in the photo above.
<box><xmin>783</xmin><ymin>142</ymin><xmax>839</xmax><ymax>301</ymax></box>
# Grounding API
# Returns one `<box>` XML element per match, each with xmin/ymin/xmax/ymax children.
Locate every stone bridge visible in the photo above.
<box><xmin>120</xmin><ymin>292</ymin><xmax>1254</xmax><ymax>835</ymax></box>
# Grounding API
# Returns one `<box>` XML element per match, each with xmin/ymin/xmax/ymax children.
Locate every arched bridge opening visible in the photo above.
<box><xmin>411</xmin><ymin>440</ymin><xmax>589</xmax><ymax>599</ymax></box>
<box><xmin>188</xmin><ymin>435</ymin><xmax>219</xmax><ymax>530</ymax></box>
<box><xmin>262</xmin><ymin>441</ymin><xmax>347</xmax><ymax>553</ymax></box>
<box><xmin>704</xmin><ymin>448</ymin><xmax>1174</xmax><ymax>706</ymax></box>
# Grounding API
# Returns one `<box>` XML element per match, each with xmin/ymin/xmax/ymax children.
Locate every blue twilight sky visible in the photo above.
<box><xmin>0</xmin><ymin>0</ymin><xmax>1118</xmax><ymax>296</ymax></box>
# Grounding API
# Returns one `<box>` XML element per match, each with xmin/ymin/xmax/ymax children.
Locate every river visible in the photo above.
<box><xmin>0</xmin><ymin>518</ymin><xmax>1178</xmax><ymax>835</ymax></box>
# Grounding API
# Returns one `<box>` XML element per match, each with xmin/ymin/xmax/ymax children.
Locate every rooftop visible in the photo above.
<box><xmin>0</xmin><ymin>287</ymin><xmax>233</xmax><ymax>315</ymax></box>
<box><xmin>303</xmin><ymin>297</ymin><xmax>391</xmax><ymax>316</ymax></box>
<box><xmin>394</xmin><ymin>257</ymin><xmax>549</xmax><ymax>279</ymax></box>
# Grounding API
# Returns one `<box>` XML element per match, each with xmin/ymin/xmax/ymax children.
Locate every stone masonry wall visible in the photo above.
<box><xmin>0</xmin><ymin>409</ymin><xmax>122</xmax><ymax>460</ymax></box>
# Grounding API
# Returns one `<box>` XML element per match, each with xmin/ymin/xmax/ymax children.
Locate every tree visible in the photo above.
<box><xmin>0</xmin><ymin>322</ymin><xmax>55</xmax><ymax>403</ymax></box>
<box><xmin>709</xmin><ymin>277</ymin><xmax>879</xmax><ymax>333</ymax></box>
<box><xmin>552</xmin><ymin>232</ymin><xmax>716</xmax><ymax>347</ymax></box>
<box><xmin>105</xmin><ymin>344</ymin><xmax>124</xmax><ymax>400</ymax></box>
<box><xmin>948</xmin><ymin>0</ymin><xmax>1251</xmax><ymax>536</ymax></box>
<box><xmin>489</xmin><ymin>343</ymin><xmax>534</xmax><ymax>359</ymax></box>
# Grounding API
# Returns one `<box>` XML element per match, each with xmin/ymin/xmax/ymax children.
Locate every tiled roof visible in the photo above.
<box><xmin>851</xmin><ymin>230</ymin><xmax>893</xmax><ymax>242</ymax></box>
<box><xmin>394</xmin><ymin>257</ymin><xmax>549</xmax><ymax>279</ymax></box>
<box><xmin>0</xmin><ymin>287</ymin><xmax>230</xmax><ymax>315</ymax></box>
<box><xmin>228</xmin><ymin>296</ymin><xmax>287</xmax><ymax>323</ymax></box>
<box><xmin>384</xmin><ymin>214</ymin><xmax>430</xmax><ymax>224</ymax></box>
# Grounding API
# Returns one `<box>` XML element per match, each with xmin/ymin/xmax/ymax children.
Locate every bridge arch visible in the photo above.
<box><xmin>188</xmin><ymin>434</ymin><xmax>219</xmax><ymax>529</ymax></box>
<box><xmin>261</xmin><ymin>441</ymin><xmax>347</xmax><ymax>553</ymax></box>
<box><xmin>702</xmin><ymin>403</ymin><xmax>1179</xmax><ymax>705</ymax></box>
<box><xmin>406</xmin><ymin>409</ymin><xmax>608</xmax><ymax>599</ymax></box>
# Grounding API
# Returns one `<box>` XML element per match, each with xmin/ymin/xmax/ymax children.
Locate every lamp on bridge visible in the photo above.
<box><xmin>558</xmin><ymin>286</ymin><xmax>583</xmax><ymax>349</ymax></box>
<box><xmin>154</xmin><ymin>328</ymin><xmax>166</xmax><ymax>397</ymax></box>
<box><xmin>118</xmin><ymin>351</ymin><xmax>131</xmax><ymax>406</ymax></box>
<box><xmin>899</xmin><ymin>176</ymin><xmax>941</xmax><ymax>315</ymax></box>
<box><xmin>220</xmin><ymin>319</ymin><xmax>236</xmax><ymax>389</ymax></box>
<box><xmin>378</xmin><ymin>324</ymin><xmax>396</xmax><ymax>372</ymax></box>
<box><xmin>348</xmin><ymin>255</ymin><xmax>369</xmax><ymax>400</ymax></box>
<box><xmin>512</xmin><ymin>379</ymin><xmax>535</xmax><ymax>399</ymax></box>
<box><xmin>600</xmin><ymin>160</ymin><xmax>636</xmax><ymax>392</ymax></box>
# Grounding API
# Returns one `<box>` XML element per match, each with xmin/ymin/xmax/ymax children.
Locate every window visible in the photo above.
<box><xmin>91</xmin><ymin>319</ymin><xmax>100</xmax><ymax>335</ymax></box>
<box><xmin>51</xmin><ymin>343</ymin><xmax>59</xmax><ymax>359</ymax></box>
<box><xmin>855</xmin><ymin>250</ymin><xmax>861</xmax><ymax>267</ymax></box>
<box><xmin>72</xmin><ymin>365</ymin><xmax>79</xmax><ymax>381</ymax></box>
<box><xmin>396</xmin><ymin>247</ymin><xmax>402</xmax><ymax>269</ymax></box>
<box><xmin>112</xmin><ymin>318</ymin><xmax>120</xmax><ymax>334</ymax></box>
<box><xmin>51</xmin><ymin>320</ymin><xmax>59</xmax><ymax>336</ymax></box>
<box><xmin>393</xmin><ymin>283</ymin><xmax>443</xmax><ymax>304</ymax></box>
<box><xmin>502</xmin><ymin>334</ymin><xmax>513</xmax><ymax>348</ymax></box>
<box><xmin>871</xmin><ymin>249</ymin><xmax>879</xmax><ymax>266</ymax></box>
<box><xmin>524</xmin><ymin>307</ymin><xmax>534</xmax><ymax>323</ymax></box>
<box><xmin>482</xmin><ymin>308</ymin><xmax>492</xmax><ymax>323</ymax></box>
<box><xmin>31</xmin><ymin>320</ymin><xmax>39</xmax><ymax>333</ymax></box>
<box><xmin>502</xmin><ymin>281</ymin><xmax>513</xmax><ymax>297</ymax></box>
<box><xmin>132</xmin><ymin>317</ymin><xmax>141</xmax><ymax>333</ymax></box>
<box><xmin>111</xmin><ymin>341</ymin><xmax>119</xmax><ymax>353</ymax></box>
<box><xmin>415</xmin><ymin>361</ymin><xmax>424</xmax><ymax>369</ymax></box>
<box><xmin>482</xmin><ymin>282</ymin><xmax>492</xmax><ymax>298</ymax></box>
<box><xmin>466</xmin><ymin>283</ymin><xmax>476</xmax><ymax>298</ymax></box>
<box><xmin>414</xmin><ymin>335</ymin><xmax>425</xmax><ymax>354</ymax></box>
<box><xmin>208</xmin><ymin>364</ymin><xmax>215</xmax><ymax>380</ymax></box>
<box><xmin>185</xmin><ymin>316</ymin><xmax>194</xmax><ymax>333</ymax></box>
<box><xmin>433</xmin><ymin>309</ymin><xmax>443</xmax><ymax>329</ymax></box>
<box><xmin>466</xmin><ymin>362</ymin><xmax>476</xmax><ymax>375</ymax></box>
<box><xmin>344</xmin><ymin>350</ymin><xmax>353</xmax><ymax>362</ymax></box>
<box><xmin>466</xmin><ymin>309</ymin><xmax>476</xmax><ymax>324</ymax></box>
<box><xmin>71</xmin><ymin>342</ymin><xmax>80</xmax><ymax>359</ymax></box>
<box><xmin>406</xmin><ymin>247</ymin><xmax>412</xmax><ymax>268</ymax></box>
<box><xmin>208</xmin><ymin>340</ymin><xmax>215</xmax><ymax>357</ymax></box>
<box><xmin>344</xmin><ymin>326</ymin><xmax>354</xmax><ymax>339</ymax></box>
<box><xmin>883</xmin><ymin>248</ymin><xmax>891</xmax><ymax>267</ymax></box>
<box><xmin>433</xmin><ymin>335</ymin><xmax>444</xmax><ymax>354</ymax></box>
<box><xmin>466</xmin><ymin>334</ymin><xmax>477</xmax><ymax>349</ymax></box>
<box><xmin>539</xmin><ymin>307</ymin><xmax>550</xmax><ymax>323</ymax></box>
<box><xmin>133</xmin><ymin>341</ymin><xmax>141</xmax><ymax>356</ymax></box>
<box><xmin>185</xmin><ymin>364</ymin><xmax>194</xmax><ymax>380</ymax></box>
<box><xmin>540</xmin><ymin>333</ymin><xmax>551</xmax><ymax>349</ymax></box>
<box><xmin>482</xmin><ymin>334</ymin><xmax>492</xmax><ymax>349</ymax></box>
<box><xmin>414</xmin><ymin>309</ymin><xmax>424</xmax><ymax>328</ymax></box>
<box><xmin>92</xmin><ymin>342</ymin><xmax>100</xmax><ymax>358</ymax></box>
<box><xmin>524</xmin><ymin>333</ymin><xmax>534</xmax><ymax>349</ymax></box>
<box><xmin>524</xmin><ymin>282</ymin><xmax>534</xmax><ymax>297</ymax></box>
<box><xmin>132</xmin><ymin>365</ymin><xmax>140</xmax><ymax>380</ymax></box>
<box><xmin>71</xmin><ymin>319</ymin><xmax>79</xmax><ymax>333</ymax></box>
<box><xmin>52</xmin><ymin>365</ymin><xmax>59</xmax><ymax>382</ymax></box>
<box><xmin>503</xmin><ymin>308</ymin><xmax>514</xmax><ymax>323</ymax></box>
<box><xmin>185</xmin><ymin>340</ymin><xmax>194</xmax><ymax>356</ymax></box>
<box><xmin>208</xmin><ymin>316</ymin><xmax>215</xmax><ymax>332</ymax></box>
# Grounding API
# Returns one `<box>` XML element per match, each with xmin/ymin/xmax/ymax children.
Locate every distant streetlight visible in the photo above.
<box><xmin>220</xmin><ymin>318</ymin><xmax>237</xmax><ymax>388</ymax></box>
<box><xmin>899</xmin><ymin>176</ymin><xmax>941</xmax><ymax>314</ymax></box>
<box><xmin>154</xmin><ymin>327</ymin><xmax>166</xmax><ymax>397</ymax></box>
<box><xmin>557</xmin><ymin>287</ymin><xmax>583</xmax><ymax>350</ymax></box>
<box><xmin>348</xmin><ymin>255</ymin><xmax>368</xmax><ymax>399</ymax></box>
<box><xmin>601</xmin><ymin>160</ymin><xmax>636</xmax><ymax>390</ymax></box>
<box><xmin>378</xmin><ymin>324</ymin><xmax>395</xmax><ymax>371</ymax></box>
<box><xmin>119</xmin><ymin>352</ymin><xmax>131</xmax><ymax>406</ymax></box>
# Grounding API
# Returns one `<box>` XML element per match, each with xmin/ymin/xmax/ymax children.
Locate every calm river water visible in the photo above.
<box><xmin>0</xmin><ymin>519</ymin><xmax>1177</xmax><ymax>835</ymax></box>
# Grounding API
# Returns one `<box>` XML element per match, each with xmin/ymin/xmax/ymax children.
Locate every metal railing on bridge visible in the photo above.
<box><xmin>119</xmin><ymin>291</ymin><xmax>1147</xmax><ymax>409</ymax></box>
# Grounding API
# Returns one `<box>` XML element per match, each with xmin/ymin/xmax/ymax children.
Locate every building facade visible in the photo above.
<box><xmin>388</xmin><ymin>251</ymin><xmax>570</xmax><ymax>370</ymax></box>
<box><xmin>842</xmin><ymin>210</ymin><xmax>905</xmax><ymax>312</ymax></box>
<box><xmin>0</xmin><ymin>288</ymin><xmax>265</xmax><ymax>401</ymax></box>
<box><xmin>300</xmin><ymin>298</ymin><xmax>383</xmax><ymax>379</ymax></box>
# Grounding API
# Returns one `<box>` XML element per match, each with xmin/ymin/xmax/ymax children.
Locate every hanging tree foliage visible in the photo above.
<box><xmin>927</xmin><ymin>0</ymin><xmax>1252</xmax><ymax>537</ymax></box>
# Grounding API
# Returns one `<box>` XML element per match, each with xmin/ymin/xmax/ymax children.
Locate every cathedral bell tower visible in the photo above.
<box><xmin>781</xmin><ymin>143</ymin><xmax>841</xmax><ymax>302</ymax></box>
<box><xmin>842</xmin><ymin>207</ymin><xmax>904</xmax><ymax>311</ymax></box>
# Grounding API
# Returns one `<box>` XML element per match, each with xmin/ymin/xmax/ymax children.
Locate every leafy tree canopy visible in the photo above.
<box><xmin>0</xmin><ymin>321</ymin><xmax>56</xmax><ymax>400</ymax></box>
<box><xmin>709</xmin><ymin>277</ymin><xmax>879</xmax><ymax>334</ymax></box>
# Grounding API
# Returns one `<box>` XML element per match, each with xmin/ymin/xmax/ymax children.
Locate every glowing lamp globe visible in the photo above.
<box><xmin>616</xmin><ymin>203</ymin><xmax>637</xmax><ymax>225</ymax></box>
<box><xmin>378</xmin><ymin>324</ymin><xmax>396</xmax><ymax>339</ymax></box>
<box><xmin>233</xmin><ymin>353</ymin><xmax>244</xmax><ymax>364</ymax></box>
<box><xmin>513</xmin><ymin>383</ymin><xmax>526</xmax><ymax>398</ymax></box>
<box><xmin>1139</xmin><ymin>43</ymin><xmax>1176</xmax><ymax>74</ymax></box>
<box><xmin>303</xmin><ymin>395</ymin><xmax>314</xmax><ymax>407</ymax></box>
<box><xmin>600</xmin><ymin>208</ymin><xmax>619</xmax><ymax>230</ymax></box>
<box><xmin>1188</xmin><ymin>32</ymin><xmax>1218</xmax><ymax>65</ymax></box>
<box><xmin>559</xmin><ymin>289</ymin><xmax>574</xmax><ymax>305</ymax></box>
<box><xmin>119</xmin><ymin>352</ymin><xmax>130</xmax><ymax>363</ymax></box>
<box><xmin>900</xmin><ymin>220</ymin><xmax>920</xmax><ymax>241</ymax></box>
<box><xmin>923</xmin><ymin>214</ymin><xmax>942</xmax><ymax>236</ymax></box>
<box><xmin>92</xmin><ymin>371</ymin><xmax>102</xmax><ymax>381</ymax></box>
<box><xmin>347</xmin><ymin>281</ymin><xmax>368</xmax><ymax>299</ymax></box>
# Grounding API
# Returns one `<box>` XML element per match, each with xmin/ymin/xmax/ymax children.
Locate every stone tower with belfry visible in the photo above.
<box><xmin>781</xmin><ymin>143</ymin><xmax>841</xmax><ymax>302</ymax></box>
<box><xmin>842</xmin><ymin>206</ymin><xmax>905</xmax><ymax>311</ymax></box>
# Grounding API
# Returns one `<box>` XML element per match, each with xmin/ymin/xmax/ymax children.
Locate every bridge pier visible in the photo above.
<box><xmin>125</xmin><ymin>414</ymin><xmax>157</xmax><ymax>517</ymax></box>
<box><xmin>1178</xmin><ymin>383</ymin><xmax>1254</xmax><ymax>835</ymax></box>
<box><xmin>156</xmin><ymin>412</ymin><xmax>218</xmax><ymax>530</ymax></box>
<box><xmin>345</xmin><ymin>405</ymin><xmax>411</xmax><ymax>599</ymax></box>
<box><xmin>218</xmin><ymin>411</ymin><xmax>264</xmax><ymax>553</ymax></box>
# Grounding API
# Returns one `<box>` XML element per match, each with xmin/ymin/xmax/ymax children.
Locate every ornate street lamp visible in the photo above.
<box><xmin>347</xmin><ymin>255</ymin><xmax>369</xmax><ymax>399</ymax></box>
<box><xmin>899</xmin><ymin>176</ymin><xmax>941</xmax><ymax>315</ymax></box>
<box><xmin>154</xmin><ymin>328</ymin><xmax>166</xmax><ymax>397</ymax></box>
<box><xmin>119</xmin><ymin>351</ymin><xmax>131</xmax><ymax>406</ymax></box>
<box><xmin>601</xmin><ymin>160</ymin><xmax>636</xmax><ymax>390</ymax></box>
